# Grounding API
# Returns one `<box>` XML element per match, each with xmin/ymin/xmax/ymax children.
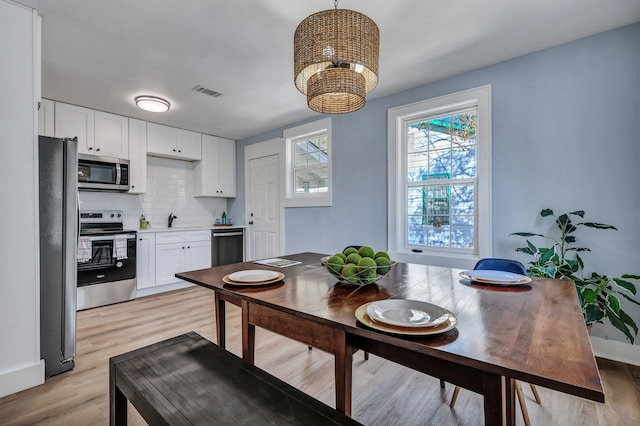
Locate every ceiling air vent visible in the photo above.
<box><xmin>192</xmin><ymin>85</ymin><xmax>222</xmax><ymax>98</ymax></box>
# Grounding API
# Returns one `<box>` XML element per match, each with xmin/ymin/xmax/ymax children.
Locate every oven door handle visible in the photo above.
<box><xmin>213</xmin><ymin>232</ymin><xmax>244</xmax><ymax>237</ymax></box>
<box><xmin>85</xmin><ymin>234</ymin><xmax>136</xmax><ymax>241</ymax></box>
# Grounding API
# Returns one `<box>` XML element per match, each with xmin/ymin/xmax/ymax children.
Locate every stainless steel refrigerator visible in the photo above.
<box><xmin>39</xmin><ymin>135</ymin><xmax>78</xmax><ymax>377</ymax></box>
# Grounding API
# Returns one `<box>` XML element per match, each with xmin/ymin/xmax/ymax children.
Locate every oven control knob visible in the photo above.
<box><xmin>110</xmin><ymin>213</ymin><xmax>115</xmax><ymax>218</ymax></box>
<box><xmin>117</xmin><ymin>213</ymin><xmax>121</xmax><ymax>218</ymax></box>
<box><xmin>116</xmin><ymin>261</ymin><xmax>123</xmax><ymax>268</ymax></box>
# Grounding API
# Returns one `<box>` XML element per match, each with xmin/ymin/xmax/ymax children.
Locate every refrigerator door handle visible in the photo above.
<box><xmin>62</xmin><ymin>137</ymin><xmax>78</xmax><ymax>362</ymax></box>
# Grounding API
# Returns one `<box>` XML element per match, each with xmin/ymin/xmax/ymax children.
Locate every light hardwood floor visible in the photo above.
<box><xmin>1</xmin><ymin>286</ymin><xmax>639</xmax><ymax>425</ymax></box>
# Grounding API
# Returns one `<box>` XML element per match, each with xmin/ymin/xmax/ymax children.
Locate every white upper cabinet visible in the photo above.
<box><xmin>128</xmin><ymin>119</ymin><xmax>147</xmax><ymax>194</ymax></box>
<box><xmin>94</xmin><ymin>111</ymin><xmax>129</xmax><ymax>158</ymax></box>
<box><xmin>55</xmin><ymin>102</ymin><xmax>94</xmax><ymax>152</ymax></box>
<box><xmin>38</xmin><ymin>98</ymin><xmax>55</xmax><ymax>137</ymax></box>
<box><xmin>194</xmin><ymin>134</ymin><xmax>236</xmax><ymax>197</ymax></box>
<box><xmin>54</xmin><ymin>102</ymin><xmax>129</xmax><ymax>158</ymax></box>
<box><xmin>146</xmin><ymin>122</ymin><xmax>202</xmax><ymax>161</ymax></box>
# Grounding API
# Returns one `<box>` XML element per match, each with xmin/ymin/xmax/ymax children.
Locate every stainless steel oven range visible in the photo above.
<box><xmin>77</xmin><ymin>210</ymin><xmax>136</xmax><ymax>310</ymax></box>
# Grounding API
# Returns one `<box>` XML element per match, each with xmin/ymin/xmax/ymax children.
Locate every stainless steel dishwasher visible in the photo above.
<box><xmin>211</xmin><ymin>228</ymin><xmax>245</xmax><ymax>266</ymax></box>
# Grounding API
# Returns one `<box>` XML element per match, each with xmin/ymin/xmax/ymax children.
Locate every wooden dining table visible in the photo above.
<box><xmin>176</xmin><ymin>252</ymin><xmax>604</xmax><ymax>425</ymax></box>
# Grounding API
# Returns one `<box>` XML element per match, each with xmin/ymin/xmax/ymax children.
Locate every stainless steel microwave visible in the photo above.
<box><xmin>78</xmin><ymin>154</ymin><xmax>130</xmax><ymax>192</ymax></box>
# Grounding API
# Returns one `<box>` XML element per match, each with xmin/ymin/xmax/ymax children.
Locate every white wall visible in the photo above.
<box><xmin>79</xmin><ymin>156</ymin><xmax>227</xmax><ymax>229</ymax></box>
<box><xmin>0</xmin><ymin>0</ymin><xmax>44</xmax><ymax>398</ymax></box>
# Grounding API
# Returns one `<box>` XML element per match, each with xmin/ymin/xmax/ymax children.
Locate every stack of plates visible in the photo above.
<box><xmin>356</xmin><ymin>299</ymin><xmax>457</xmax><ymax>336</ymax></box>
<box><xmin>459</xmin><ymin>270</ymin><xmax>531</xmax><ymax>286</ymax></box>
<box><xmin>222</xmin><ymin>270</ymin><xmax>285</xmax><ymax>287</ymax></box>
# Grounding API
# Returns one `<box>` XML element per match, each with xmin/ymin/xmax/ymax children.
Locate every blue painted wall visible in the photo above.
<box><xmin>230</xmin><ymin>23</ymin><xmax>640</xmax><ymax>341</ymax></box>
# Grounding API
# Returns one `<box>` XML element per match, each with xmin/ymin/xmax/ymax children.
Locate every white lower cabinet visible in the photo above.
<box><xmin>136</xmin><ymin>233</ymin><xmax>156</xmax><ymax>289</ymax></box>
<box><xmin>154</xmin><ymin>230</ymin><xmax>211</xmax><ymax>287</ymax></box>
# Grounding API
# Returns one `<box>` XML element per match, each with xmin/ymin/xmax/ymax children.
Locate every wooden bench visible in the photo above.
<box><xmin>109</xmin><ymin>331</ymin><xmax>361</xmax><ymax>425</ymax></box>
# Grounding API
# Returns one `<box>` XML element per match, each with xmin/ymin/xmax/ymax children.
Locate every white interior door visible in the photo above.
<box><xmin>247</xmin><ymin>154</ymin><xmax>280</xmax><ymax>260</ymax></box>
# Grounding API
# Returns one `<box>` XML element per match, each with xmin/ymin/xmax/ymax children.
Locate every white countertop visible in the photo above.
<box><xmin>137</xmin><ymin>225</ymin><xmax>245</xmax><ymax>233</ymax></box>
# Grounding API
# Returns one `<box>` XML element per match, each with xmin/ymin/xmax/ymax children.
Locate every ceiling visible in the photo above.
<box><xmin>17</xmin><ymin>0</ymin><xmax>640</xmax><ymax>140</ymax></box>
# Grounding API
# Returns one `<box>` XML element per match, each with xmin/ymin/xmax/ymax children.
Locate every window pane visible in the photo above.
<box><xmin>451</xmin><ymin>215</ymin><xmax>474</xmax><ymax>249</ymax></box>
<box><xmin>427</xmin><ymin>220</ymin><xmax>450</xmax><ymax>247</ymax></box>
<box><xmin>429</xmin><ymin>148</ymin><xmax>451</xmax><ymax>177</ymax></box>
<box><xmin>407</xmin><ymin>151</ymin><xmax>429</xmax><ymax>183</ymax></box>
<box><xmin>407</xmin><ymin>214</ymin><xmax>426</xmax><ymax>246</ymax></box>
<box><xmin>451</xmin><ymin>146</ymin><xmax>476</xmax><ymax>179</ymax></box>
<box><xmin>404</xmin><ymin>107</ymin><xmax>478</xmax><ymax>252</ymax></box>
<box><xmin>295</xmin><ymin>169</ymin><xmax>308</xmax><ymax>193</ymax></box>
<box><xmin>450</xmin><ymin>184</ymin><xmax>474</xmax><ymax>215</ymax></box>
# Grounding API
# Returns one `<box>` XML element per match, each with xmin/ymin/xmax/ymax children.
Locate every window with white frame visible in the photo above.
<box><xmin>387</xmin><ymin>86</ymin><xmax>491</xmax><ymax>265</ymax></box>
<box><xmin>284</xmin><ymin>118</ymin><xmax>332</xmax><ymax>207</ymax></box>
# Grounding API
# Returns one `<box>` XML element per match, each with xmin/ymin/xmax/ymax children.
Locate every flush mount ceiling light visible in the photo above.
<box><xmin>294</xmin><ymin>0</ymin><xmax>379</xmax><ymax>114</ymax></box>
<box><xmin>135</xmin><ymin>95</ymin><xmax>170</xmax><ymax>113</ymax></box>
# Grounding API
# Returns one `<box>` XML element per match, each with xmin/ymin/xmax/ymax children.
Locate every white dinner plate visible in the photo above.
<box><xmin>366</xmin><ymin>299</ymin><xmax>449</xmax><ymax>328</ymax></box>
<box><xmin>459</xmin><ymin>270</ymin><xmax>532</xmax><ymax>285</ymax></box>
<box><xmin>222</xmin><ymin>271</ymin><xmax>285</xmax><ymax>287</ymax></box>
<box><xmin>356</xmin><ymin>302</ymin><xmax>457</xmax><ymax>336</ymax></box>
<box><xmin>227</xmin><ymin>269</ymin><xmax>281</xmax><ymax>283</ymax></box>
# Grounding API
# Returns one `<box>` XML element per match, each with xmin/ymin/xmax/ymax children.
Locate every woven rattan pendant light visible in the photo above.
<box><xmin>294</xmin><ymin>1</ymin><xmax>379</xmax><ymax>114</ymax></box>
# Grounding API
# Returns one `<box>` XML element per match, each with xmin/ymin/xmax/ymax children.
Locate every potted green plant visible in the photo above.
<box><xmin>511</xmin><ymin>208</ymin><xmax>640</xmax><ymax>343</ymax></box>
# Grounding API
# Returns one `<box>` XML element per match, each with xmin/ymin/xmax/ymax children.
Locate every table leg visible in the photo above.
<box><xmin>334</xmin><ymin>329</ymin><xmax>353</xmax><ymax>416</ymax></box>
<box><xmin>109</xmin><ymin>363</ymin><xmax>127</xmax><ymax>426</ymax></box>
<box><xmin>241</xmin><ymin>299</ymin><xmax>255</xmax><ymax>365</ymax></box>
<box><xmin>482</xmin><ymin>373</ymin><xmax>516</xmax><ymax>425</ymax></box>
<box><xmin>214</xmin><ymin>292</ymin><xmax>226</xmax><ymax>349</ymax></box>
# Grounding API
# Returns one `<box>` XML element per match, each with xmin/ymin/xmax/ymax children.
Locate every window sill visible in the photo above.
<box><xmin>389</xmin><ymin>250</ymin><xmax>479</xmax><ymax>270</ymax></box>
<box><xmin>284</xmin><ymin>194</ymin><xmax>332</xmax><ymax>208</ymax></box>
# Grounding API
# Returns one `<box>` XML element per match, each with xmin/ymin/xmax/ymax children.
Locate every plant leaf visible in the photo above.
<box><xmin>581</xmin><ymin>288</ymin><xmax>597</xmax><ymax>304</ymax></box>
<box><xmin>607</xmin><ymin>293</ymin><xmax>621</xmax><ymax>315</ymax></box>
<box><xmin>584</xmin><ymin>304</ymin><xmax>604</xmax><ymax>324</ymax></box>
<box><xmin>510</xmin><ymin>232</ymin><xmax>544</xmax><ymax>237</ymax></box>
<box><xmin>557</xmin><ymin>214</ymin><xmax>570</xmax><ymax>227</ymax></box>
<box><xmin>569</xmin><ymin>210</ymin><xmax>585</xmax><ymax>218</ymax></box>
<box><xmin>515</xmin><ymin>247</ymin><xmax>534</xmax><ymax>256</ymax></box>
<box><xmin>619</xmin><ymin>310</ymin><xmax>639</xmax><ymax>336</ymax></box>
<box><xmin>605</xmin><ymin>308</ymin><xmax>634</xmax><ymax>343</ymax></box>
<box><xmin>622</xmin><ymin>274</ymin><xmax>640</xmax><ymax>280</ymax></box>
<box><xmin>564</xmin><ymin>236</ymin><xmax>576</xmax><ymax>243</ymax></box>
<box><xmin>613</xmin><ymin>278</ymin><xmax>637</xmax><ymax>295</ymax></box>
<box><xmin>581</xmin><ymin>222</ymin><xmax>618</xmax><ymax>231</ymax></box>
<box><xmin>619</xmin><ymin>292</ymin><xmax>640</xmax><ymax>307</ymax></box>
<box><xmin>540</xmin><ymin>209</ymin><xmax>554</xmax><ymax>217</ymax></box>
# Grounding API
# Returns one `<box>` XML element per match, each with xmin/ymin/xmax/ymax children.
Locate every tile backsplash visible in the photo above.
<box><xmin>79</xmin><ymin>156</ymin><xmax>227</xmax><ymax>230</ymax></box>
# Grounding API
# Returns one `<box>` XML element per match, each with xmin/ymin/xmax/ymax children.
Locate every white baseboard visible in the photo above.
<box><xmin>136</xmin><ymin>281</ymin><xmax>194</xmax><ymax>298</ymax></box>
<box><xmin>0</xmin><ymin>360</ymin><xmax>44</xmax><ymax>398</ymax></box>
<box><xmin>590</xmin><ymin>336</ymin><xmax>640</xmax><ymax>366</ymax></box>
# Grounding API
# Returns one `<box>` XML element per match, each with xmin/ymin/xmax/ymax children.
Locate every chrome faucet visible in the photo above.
<box><xmin>168</xmin><ymin>213</ymin><xmax>177</xmax><ymax>228</ymax></box>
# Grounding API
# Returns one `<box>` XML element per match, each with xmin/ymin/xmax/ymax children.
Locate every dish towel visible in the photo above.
<box><xmin>113</xmin><ymin>234</ymin><xmax>128</xmax><ymax>260</ymax></box>
<box><xmin>77</xmin><ymin>236</ymin><xmax>92</xmax><ymax>263</ymax></box>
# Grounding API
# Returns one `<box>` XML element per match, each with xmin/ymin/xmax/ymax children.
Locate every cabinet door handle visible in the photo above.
<box><xmin>88</xmin><ymin>147</ymin><xmax>93</xmax><ymax>150</ymax></box>
<box><xmin>96</xmin><ymin>148</ymin><xmax>100</xmax><ymax>152</ymax></box>
<box><xmin>187</xmin><ymin>246</ymin><xmax>191</xmax><ymax>249</ymax></box>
